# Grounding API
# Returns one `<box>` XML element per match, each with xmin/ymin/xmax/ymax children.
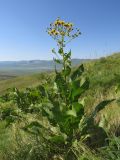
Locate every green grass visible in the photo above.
<box><xmin>83</xmin><ymin>53</ymin><xmax>120</xmax><ymax>109</ymax></box>
<box><xmin>0</xmin><ymin>72</ymin><xmax>53</xmax><ymax>95</ymax></box>
<box><xmin>83</xmin><ymin>53</ymin><xmax>120</xmax><ymax>135</ymax></box>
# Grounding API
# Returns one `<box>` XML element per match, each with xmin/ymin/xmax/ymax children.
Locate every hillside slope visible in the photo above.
<box><xmin>84</xmin><ymin>52</ymin><xmax>120</xmax><ymax>108</ymax></box>
<box><xmin>82</xmin><ymin>53</ymin><xmax>120</xmax><ymax>135</ymax></box>
<box><xmin>0</xmin><ymin>72</ymin><xmax>53</xmax><ymax>94</ymax></box>
<box><xmin>0</xmin><ymin>53</ymin><xmax>120</xmax><ymax>96</ymax></box>
<box><xmin>0</xmin><ymin>53</ymin><xmax>120</xmax><ymax>159</ymax></box>
<box><xmin>0</xmin><ymin>59</ymin><xmax>89</xmax><ymax>78</ymax></box>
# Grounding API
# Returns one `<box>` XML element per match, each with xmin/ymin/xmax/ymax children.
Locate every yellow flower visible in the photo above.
<box><xmin>64</xmin><ymin>23</ymin><xmax>70</xmax><ymax>28</ymax></box>
<box><xmin>56</xmin><ymin>20</ymin><xmax>61</xmax><ymax>25</ymax></box>
<box><xmin>60</xmin><ymin>20</ymin><xmax>65</xmax><ymax>25</ymax></box>
<box><xmin>54</xmin><ymin>20</ymin><xmax>64</xmax><ymax>26</ymax></box>
<box><xmin>53</xmin><ymin>31</ymin><xmax>58</xmax><ymax>36</ymax></box>
<box><xmin>54</xmin><ymin>21</ymin><xmax>58</xmax><ymax>26</ymax></box>
<box><xmin>54</xmin><ymin>31</ymin><xmax>59</xmax><ymax>35</ymax></box>
<box><xmin>69</xmin><ymin>23</ymin><xmax>73</xmax><ymax>27</ymax></box>
<box><xmin>60</xmin><ymin>31</ymin><xmax>65</xmax><ymax>36</ymax></box>
<box><xmin>48</xmin><ymin>31</ymin><xmax>52</xmax><ymax>35</ymax></box>
<box><xmin>51</xmin><ymin>29</ymin><xmax>56</xmax><ymax>34</ymax></box>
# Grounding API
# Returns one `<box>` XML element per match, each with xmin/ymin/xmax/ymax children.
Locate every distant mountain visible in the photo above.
<box><xmin>0</xmin><ymin>59</ymin><xmax>91</xmax><ymax>76</ymax></box>
<box><xmin>0</xmin><ymin>53</ymin><xmax>120</xmax><ymax>93</ymax></box>
<box><xmin>0</xmin><ymin>59</ymin><xmax>90</xmax><ymax>67</ymax></box>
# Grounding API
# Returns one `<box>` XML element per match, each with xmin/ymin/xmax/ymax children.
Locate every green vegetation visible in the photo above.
<box><xmin>0</xmin><ymin>72</ymin><xmax>53</xmax><ymax>95</ymax></box>
<box><xmin>0</xmin><ymin>18</ymin><xmax>120</xmax><ymax>159</ymax></box>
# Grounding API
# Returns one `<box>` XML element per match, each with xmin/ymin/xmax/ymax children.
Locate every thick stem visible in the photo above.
<box><xmin>60</xmin><ymin>35</ymin><xmax>69</xmax><ymax>106</ymax></box>
<box><xmin>61</xmin><ymin>35</ymin><xmax>67</xmax><ymax>83</ymax></box>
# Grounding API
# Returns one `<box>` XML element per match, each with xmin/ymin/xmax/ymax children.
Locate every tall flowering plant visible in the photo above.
<box><xmin>0</xmin><ymin>18</ymin><xmax>114</xmax><ymax>160</ymax></box>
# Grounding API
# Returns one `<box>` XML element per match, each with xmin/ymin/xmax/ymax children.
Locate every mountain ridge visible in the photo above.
<box><xmin>0</xmin><ymin>59</ymin><xmax>91</xmax><ymax>77</ymax></box>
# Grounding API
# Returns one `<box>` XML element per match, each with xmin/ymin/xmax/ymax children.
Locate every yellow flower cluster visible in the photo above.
<box><xmin>48</xmin><ymin>19</ymin><xmax>73</xmax><ymax>37</ymax></box>
<box><xmin>48</xmin><ymin>29</ymin><xmax>66</xmax><ymax>36</ymax></box>
<box><xmin>54</xmin><ymin>19</ymin><xmax>73</xmax><ymax>29</ymax></box>
<box><xmin>54</xmin><ymin>20</ymin><xmax>65</xmax><ymax>26</ymax></box>
<box><xmin>48</xmin><ymin>29</ymin><xmax>59</xmax><ymax>35</ymax></box>
<box><xmin>47</xmin><ymin>18</ymin><xmax>81</xmax><ymax>48</ymax></box>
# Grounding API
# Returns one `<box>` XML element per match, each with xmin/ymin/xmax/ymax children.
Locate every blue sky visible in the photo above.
<box><xmin>0</xmin><ymin>0</ymin><xmax>120</xmax><ymax>60</ymax></box>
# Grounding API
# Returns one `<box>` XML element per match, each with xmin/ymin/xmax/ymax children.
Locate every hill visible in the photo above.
<box><xmin>0</xmin><ymin>59</ymin><xmax>90</xmax><ymax>79</ymax></box>
<box><xmin>0</xmin><ymin>72</ymin><xmax>52</xmax><ymax>94</ymax></box>
<box><xmin>0</xmin><ymin>52</ymin><xmax>120</xmax><ymax>159</ymax></box>
<box><xmin>0</xmin><ymin>53</ymin><xmax>120</xmax><ymax>123</ymax></box>
<box><xmin>84</xmin><ymin>52</ymin><xmax>120</xmax><ymax>107</ymax></box>
<box><xmin>0</xmin><ymin>53</ymin><xmax>120</xmax><ymax>94</ymax></box>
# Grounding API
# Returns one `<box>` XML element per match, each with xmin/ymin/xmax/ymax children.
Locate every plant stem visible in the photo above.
<box><xmin>61</xmin><ymin>35</ymin><xmax>67</xmax><ymax>83</ymax></box>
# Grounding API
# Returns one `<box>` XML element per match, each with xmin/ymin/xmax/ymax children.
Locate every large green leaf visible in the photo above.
<box><xmin>62</xmin><ymin>65</ymin><xmax>71</xmax><ymax>77</ymax></box>
<box><xmin>92</xmin><ymin>99</ymin><xmax>115</xmax><ymax>117</ymax></box>
<box><xmin>72</xmin><ymin>79</ymin><xmax>81</xmax><ymax>89</ymax></box>
<box><xmin>72</xmin><ymin>102</ymin><xmax>84</xmax><ymax>116</ymax></box>
<box><xmin>67</xmin><ymin>102</ymin><xmax>84</xmax><ymax>117</ymax></box>
<box><xmin>55</xmin><ymin>72</ymin><xmax>68</xmax><ymax>96</ymax></box>
<box><xmin>71</xmin><ymin>64</ymin><xmax>84</xmax><ymax>80</ymax></box>
<box><xmin>52</xmin><ymin>105</ymin><xmax>66</xmax><ymax>124</ymax></box>
<box><xmin>71</xmin><ymin>78</ymin><xmax>89</xmax><ymax>101</ymax></box>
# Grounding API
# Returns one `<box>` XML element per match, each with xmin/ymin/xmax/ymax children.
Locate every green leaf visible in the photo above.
<box><xmin>115</xmin><ymin>84</ymin><xmax>120</xmax><ymax>93</ymax></box>
<box><xmin>72</xmin><ymin>102</ymin><xmax>84</xmax><ymax>116</ymax></box>
<box><xmin>42</xmin><ymin>104</ymin><xmax>54</xmax><ymax>120</ymax></box>
<box><xmin>67</xmin><ymin>109</ymin><xmax>77</xmax><ymax>117</ymax></box>
<box><xmin>54</xmin><ymin>58</ymin><xmax>62</xmax><ymax>64</ymax></box>
<box><xmin>67</xmin><ymin>102</ymin><xmax>84</xmax><ymax>117</ymax></box>
<box><xmin>58</xmin><ymin>48</ymin><xmax>63</xmax><ymax>55</ymax></box>
<box><xmin>72</xmin><ymin>89</ymin><xmax>82</xmax><ymax>101</ymax></box>
<box><xmin>80</xmin><ymin>78</ymin><xmax>89</xmax><ymax>90</ymax></box>
<box><xmin>52</xmin><ymin>48</ymin><xmax>56</xmax><ymax>54</ymax></box>
<box><xmin>71</xmin><ymin>64</ymin><xmax>84</xmax><ymax>80</ymax></box>
<box><xmin>37</xmin><ymin>85</ymin><xmax>46</xmax><ymax>97</ymax></box>
<box><xmin>24</xmin><ymin>121</ymin><xmax>43</xmax><ymax>129</ymax></box>
<box><xmin>50</xmin><ymin>135</ymin><xmax>65</xmax><ymax>144</ymax></box>
<box><xmin>55</xmin><ymin>72</ymin><xmax>68</xmax><ymax>96</ymax></box>
<box><xmin>71</xmin><ymin>78</ymin><xmax>89</xmax><ymax>101</ymax></box>
<box><xmin>62</xmin><ymin>65</ymin><xmax>71</xmax><ymax>77</ymax></box>
<box><xmin>5</xmin><ymin>116</ymin><xmax>16</xmax><ymax>127</ymax></box>
<box><xmin>23</xmin><ymin>121</ymin><xmax>43</xmax><ymax>135</ymax></box>
<box><xmin>92</xmin><ymin>99</ymin><xmax>115</xmax><ymax>117</ymax></box>
<box><xmin>78</xmin><ymin>98</ymin><xmax>85</xmax><ymax>107</ymax></box>
<box><xmin>71</xmin><ymin>79</ymin><xmax>81</xmax><ymax>90</ymax></box>
<box><xmin>64</xmin><ymin>50</ymin><xmax>71</xmax><ymax>61</ymax></box>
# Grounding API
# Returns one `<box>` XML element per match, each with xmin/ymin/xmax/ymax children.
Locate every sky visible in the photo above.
<box><xmin>0</xmin><ymin>0</ymin><xmax>120</xmax><ymax>61</ymax></box>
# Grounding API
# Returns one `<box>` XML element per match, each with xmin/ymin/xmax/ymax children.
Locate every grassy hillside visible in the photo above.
<box><xmin>0</xmin><ymin>53</ymin><xmax>120</xmax><ymax>159</ymax></box>
<box><xmin>83</xmin><ymin>53</ymin><xmax>120</xmax><ymax>136</ymax></box>
<box><xmin>0</xmin><ymin>53</ymin><xmax>120</xmax><ymax>95</ymax></box>
<box><xmin>83</xmin><ymin>53</ymin><xmax>120</xmax><ymax>104</ymax></box>
<box><xmin>0</xmin><ymin>72</ymin><xmax>54</xmax><ymax>95</ymax></box>
<box><xmin>85</xmin><ymin>53</ymin><xmax>120</xmax><ymax>89</ymax></box>
<box><xmin>0</xmin><ymin>53</ymin><xmax>120</xmax><ymax>133</ymax></box>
